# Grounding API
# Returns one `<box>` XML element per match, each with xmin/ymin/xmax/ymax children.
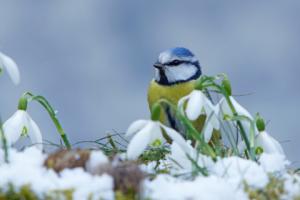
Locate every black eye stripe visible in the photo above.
<box><xmin>166</xmin><ymin>60</ymin><xmax>185</xmax><ymax>66</ymax></box>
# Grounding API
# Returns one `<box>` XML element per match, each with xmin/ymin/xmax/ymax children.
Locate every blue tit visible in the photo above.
<box><xmin>148</xmin><ymin>47</ymin><xmax>206</xmax><ymax>133</ymax></box>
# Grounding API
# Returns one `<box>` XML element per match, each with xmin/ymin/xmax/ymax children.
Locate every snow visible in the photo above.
<box><xmin>259</xmin><ymin>153</ymin><xmax>290</xmax><ymax>173</ymax></box>
<box><xmin>283</xmin><ymin>174</ymin><xmax>300</xmax><ymax>199</ymax></box>
<box><xmin>0</xmin><ymin>145</ymin><xmax>299</xmax><ymax>199</ymax></box>
<box><xmin>212</xmin><ymin>156</ymin><xmax>269</xmax><ymax>189</ymax></box>
<box><xmin>85</xmin><ymin>150</ymin><xmax>109</xmax><ymax>173</ymax></box>
<box><xmin>143</xmin><ymin>174</ymin><xmax>248</xmax><ymax>200</ymax></box>
<box><xmin>0</xmin><ymin>147</ymin><xmax>114</xmax><ymax>200</ymax></box>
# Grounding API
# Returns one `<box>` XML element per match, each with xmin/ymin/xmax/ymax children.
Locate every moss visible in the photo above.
<box><xmin>0</xmin><ymin>183</ymin><xmax>75</xmax><ymax>200</ymax></box>
<box><xmin>45</xmin><ymin>189</ymin><xmax>74</xmax><ymax>200</ymax></box>
<box><xmin>245</xmin><ymin>176</ymin><xmax>285</xmax><ymax>200</ymax></box>
<box><xmin>0</xmin><ymin>184</ymin><xmax>39</xmax><ymax>200</ymax></box>
<box><xmin>115</xmin><ymin>190</ymin><xmax>139</xmax><ymax>200</ymax></box>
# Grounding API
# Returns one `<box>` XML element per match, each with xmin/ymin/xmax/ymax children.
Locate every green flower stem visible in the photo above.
<box><xmin>21</xmin><ymin>92</ymin><xmax>71</xmax><ymax>149</ymax></box>
<box><xmin>0</xmin><ymin>119</ymin><xmax>9</xmax><ymax>163</ymax></box>
<box><xmin>152</xmin><ymin>99</ymin><xmax>217</xmax><ymax>159</ymax></box>
<box><xmin>196</xmin><ymin>74</ymin><xmax>256</xmax><ymax>160</ymax></box>
<box><xmin>222</xmin><ymin>90</ymin><xmax>256</xmax><ymax>160</ymax></box>
<box><xmin>17</xmin><ymin>97</ymin><xmax>28</xmax><ymax>110</ymax></box>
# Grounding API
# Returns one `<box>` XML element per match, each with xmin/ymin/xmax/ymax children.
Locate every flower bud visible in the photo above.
<box><xmin>222</xmin><ymin>78</ymin><xmax>232</xmax><ymax>96</ymax></box>
<box><xmin>17</xmin><ymin>97</ymin><xmax>28</xmax><ymax>111</ymax></box>
<box><xmin>256</xmin><ymin>114</ymin><xmax>265</xmax><ymax>132</ymax></box>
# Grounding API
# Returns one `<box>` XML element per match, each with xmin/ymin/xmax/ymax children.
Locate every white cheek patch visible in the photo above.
<box><xmin>154</xmin><ymin>68</ymin><xmax>160</xmax><ymax>82</ymax></box>
<box><xmin>164</xmin><ymin>64</ymin><xmax>198</xmax><ymax>83</ymax></box>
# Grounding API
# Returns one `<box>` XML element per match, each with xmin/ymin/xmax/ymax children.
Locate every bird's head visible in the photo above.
<box><xmin>153</xmin><ymin>47</ymin><xmax>202</xmax><ymax>85</ymax></box>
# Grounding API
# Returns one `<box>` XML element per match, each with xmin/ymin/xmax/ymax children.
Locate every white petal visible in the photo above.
<box><xmin>169</xmin><ymin>142</ymin><xmax>193</xmax><ymax>171</ymax></box>
<box><xmin>177</xmin><ymin>95</ymin><xmax>190</xmax><ymax>114</ymax></box>
<box><xmin>150</xmin><ymin>122</ymin><xmax>164</xmax><ymax>143</ymax></box>
<box><xmin>255</xmin><ymin>131</ymin><xmax>285</xmax><ymax>155</ymax></box>
<box><xmin>218</xmin><ymin>97</ymin><xmax>252</xmax><ymax>119</ymax></box>
<box><xmin>27</xmin><ymin>116</ymin><xmax>43</xmax><ymax>150</ymax></box>
<box><xmin>203</xmin><ymin>123</ymin><xmax>214</xmax><ymax>143</ymax></box>
<box><xmin>229</xmin><ymin>96</ymin><xmax>252</xmax><ymax>119</ymax></box>
<box><xmin>218</xmin><ymin>96</ymin><xmax>253</xmax><ymax>136</ymax></box>
<box><xmin>125</xmin><ymin>119</ymin><xmax>148</xmax><ymax>137</ymax></box>
<box><xmin>205</xmin><ymin>105</ymin><xmax>220</xmax><ymax>130</ymax></box>
<box><xmin>126</xmin><ymin>122</ymin><xmax>156</xmax><ymax>160</ymax></box>
<box><xmin>161</xmin><ymin>124</ymin><xmax>190</xmax><ymax>153</ymax></box>
<box><xmin>3</xmin><ymin>110</ymin><xmax>28</xmax><ymax>145</ymax></box>
<box><xmin>0</xmin><ymin>52</ymin><xmax>20</xmax><ymax>85</ymax></box>
<box><xmin>186</xmin><ymin>91</ymin><xmax>204</xmax><ymax>121</ymax></box>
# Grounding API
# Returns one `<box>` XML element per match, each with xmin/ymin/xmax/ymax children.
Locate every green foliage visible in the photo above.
<box><xmin>139</xmin><ymin>146</ymin><xmax>170</xmax><ymax>164</ymax></box>
<box><xmin>0</xmin><ymin>184</ymin><xmax>38</xmax><ymax>200</ymax></box>
<box><xmin>0</xmin><ymin>184</ymin><xmax>75</xmax><ymax>200</ymax></box>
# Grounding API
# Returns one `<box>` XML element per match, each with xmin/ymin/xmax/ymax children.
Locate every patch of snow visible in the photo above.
<box><xmin>259</xmin><ymin>153</ymin><xmax>290</xmax><ymax>173</ymax></box>
<box><xmin>212</xmin><ymin>156</ymin><xmax>269</xmax><ymax>189</ymax></box>
<box><xmin>283</xmin><ymin>174</ymin><xmax>300</xmax><ymax>200</ymax></box>
<box><xmin>85</xmin><ymin>150</ymin><xmax>109</xmax><ymax>173</ymax></box>
<box><xmin>143</xmin><ymin>174</ymin><xmax>248</xmax><ymax>200</ymax></box>
<box><xmin>0</xmin><ymin>147</ymin><xmax>114</xmax><ymax>199</ymax></box>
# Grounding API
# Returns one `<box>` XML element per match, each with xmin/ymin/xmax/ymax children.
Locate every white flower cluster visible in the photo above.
<box><xmin>0</xmin><ymin>51</ymin><xmax>43</xmax><ymax>150</ymax></box>
<box><xmin>126</xmin><ymin>90</ymin><xmax>285</xmax><ymax>160</ymax></box>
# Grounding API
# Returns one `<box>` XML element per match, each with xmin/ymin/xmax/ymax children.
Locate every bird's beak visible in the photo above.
<box><xmin>153</xmin><ymin>62</ymin><xmax>164</xmax><ymax>69</ymax></box>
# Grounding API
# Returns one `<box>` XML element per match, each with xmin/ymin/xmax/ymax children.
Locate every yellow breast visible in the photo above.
<box><xmin>147</xmin><ymin>79</ymin><xmax>196</xmax><ymax>122</ymax></box>
<box><xmin>147</xmin><ymin>79</ymin><xmax>221</xmax><ymax>144</ymax></box>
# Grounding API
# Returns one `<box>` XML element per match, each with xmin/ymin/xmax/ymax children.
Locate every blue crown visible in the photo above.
<box><xmin>169</xmin><ymin>47</ymin><xmax>194</xmax><ymax>57</ymax></box>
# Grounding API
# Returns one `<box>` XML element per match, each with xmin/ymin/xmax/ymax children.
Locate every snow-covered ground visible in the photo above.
<box><xmin>0</xmin><ymin>146</ymin><xmax>299</xmax><ymax>200</ymax></box>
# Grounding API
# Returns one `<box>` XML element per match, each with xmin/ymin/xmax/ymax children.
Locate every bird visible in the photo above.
<box><xmin>147</xmin><ymin>47</ymin><xmax>219</xmax><ymax>142</ymax></box>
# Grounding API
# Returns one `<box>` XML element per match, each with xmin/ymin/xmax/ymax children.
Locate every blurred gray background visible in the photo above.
<box><xmin>0</xmin><ymin>1</ymin><xmax>299</xmax><ymax>166</ymax></box>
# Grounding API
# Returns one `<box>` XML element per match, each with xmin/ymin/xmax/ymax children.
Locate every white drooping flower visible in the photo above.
<box><xmin>168</xmin><ymin>140</ymin><xmax>214</xmax><ymax>174</ymax></box>
<box><xmin>218</xmin><ymin>96</ymin><xmax>253</xmax><ymax>120</ymax></box>
<box><xmin>126</xmin><ymin>119</ymin><xmax>190</xmax><ymax>160</ymax></box>
<box><xmin>3</xmin><ymin>110</ymin><xmax>43</xmax><ymax>150</ymax></box>
<box><xmin>218</xmin><ymin>96</ymin><xmax>258</xmax><ymax>143</ymax></box>
<box><xmin>178</xmin><ymin>90</ymin><xmax>220</xmax><ymax>142</ymax></box>
<box><xmin>255</xmin><ymin>131</ymin><xmax>285</xmax><ymax>156</ymax></box>
<box><xmin>0</xmin><ymin>52</ymin><xmax>20</xmax><ymax>85</ymax></box>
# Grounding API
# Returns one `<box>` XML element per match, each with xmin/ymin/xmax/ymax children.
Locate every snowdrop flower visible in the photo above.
<box><xmin>218</xmin><ymin>96</ymin><xmax>258</xmax><ymax>139</ymax></box>
<box><xmin>0</xmin><ymin>52</ymin><xmax>20</xmax><ymax>85</ymax></box>
<box><xmin>126</xmin><ymin>119</ymin><xmax>189</xmax><ymax>160</ymax></box>
<box><xmin>218</xmin><ymin>96</ymin><xmax>253</xmax><ymax>120</ymax></box>
<box><xmin>168</xmin><ymin>141</ymin><xmax>214</xmax><ymax>174</ymax></box>
<box><xmin>178</xmin><ymin>90</ymin><xmax>219</xmax><ymax>142</ymax></box>
<box><xmin>3</xmin><ymin>109</ymin><xmax>43</xmax><ymax>150</ymax></box>
<box><xmin>255</xmin><ymin>131</ymin><xmax>285</xmax><ymax>156</ymax></box>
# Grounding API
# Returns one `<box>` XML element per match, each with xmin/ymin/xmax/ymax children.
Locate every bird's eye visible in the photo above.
<box><xmin>169</xmin><ymin>60</ymin><xmax>182</xmax><ymax>66</ymax></box>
